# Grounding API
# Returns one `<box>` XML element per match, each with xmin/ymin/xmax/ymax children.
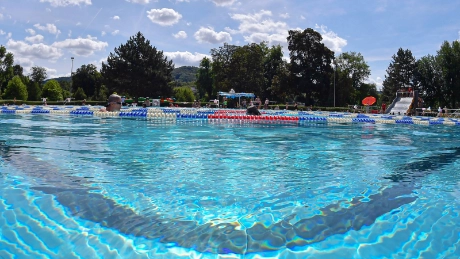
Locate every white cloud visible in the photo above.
<box><xmin>230</xmin><ymin>10</ymin><xmax>287</xmax><ymax>35</ymax></box>
<box><xmin>280</xmin><ymin>13</ymin><xmax>290</xmax><ymax>19</ymax></box>
<box><xmin>194</xmin><ymin>27</ymin><xmax>232</xmax><ymax>44</ymax></box>
<box><xmin>113</xmin><ymin>16</ymin><xmax>120</xmax><ymax>20</ymax></box>
<box><xmin>164</xmin><ymin>51</ymin><xmax>209</xmax><ymax>66</ymax></box>
<box><xmin>101</xmin><ymin>31</ymin><xmax>106</xmax><ymax>36</ymax></box>
<box><xmin>146</xmin><ymin>8</ymin><xmax>182</xmax><ymax>26</ymax></box>
<box><xmin>0</xmin><ymin>30</ymin><xmax>5</xmax><ymax>35</ymax></box>
<box><xmin>173</xmin><ymin>31</ymin><xmax>187</xmax><ymax>39</ymax></box>
<box><xmin>126</xmin><ymin>0</ymin><xmax>153</xmax><ymax>4</ymax></box>
<box><xmin>25</xmin><ymin>28</ymin><xmax>36</xmax><ymax>35</ymax></box>
<box><xmin>315</xmin><ymin>25</ymin><xmax>347</xmax><ymax>53</ymax></box>
<box><xmin>212</xmin><ymin>0</ymin><xmax>236</xmax><ymax>6</ymax></box>
<box><xmin>39</xmin><ymin>0</ymin><xmax>92</xmax><ymax>7</ymax></box>
<box><xmin>367</xmin><ymin>76</ymin><xmax>383</xmax><ymax>90</ymax></box>
<box><xmin>46</xmin><ymin>8</ymin><xmax>51</xmax><ymax>12</ymax></box>
<box><xmin>0</xmin><ymin>13</ymin><xmax>3</xmax><ymax>20</ymax></box>
<box><xmin>6</xmin><ymin>39</ymin><xmax>63</xmax><ymax>60</ymax></box>
<box><xmin>7</xmin><ymin>32</ymin><xmax>12</xmax><ymax>39</ymax></box>
<box><xmin>68</xmin><ymin>30</ymin><xmax>72</xmax><ymax>37</ymax></box>
<box><xmin>15</xmin><ymin>57</ymin><xmax>34</xmax><ymax>68</ymax></box>
<box><xmin>34</xmin><ymin>23</ymin><xmax>61</xmax><ymax>35</ymax></box>
<box><xmin>25</xmin><ymin>34</ymin><xmax>45</xmax><ymax>43</ymax></box>
<box><xmin>52</xmin><ymin>37</ymin><xmax>108</xmax><ymax>56</ymax></box>
<box><xmin>76</xmin><ymin>22</ymin><xmax>81</xmax><ymax>26</ymax></box>
<box><xmin>44</xmin><ymin>67</ymin><xmax>58</xmax><ymax>76</ymax></box>
<box><xmin>111</xmin><ymin>30</ymin><xmax>119</xmax><ymax>35</ymax></box>
<box><xmin>300</xmin><ymin>15</ymin><xmax>305</xmax><ymax>20</ymax></box>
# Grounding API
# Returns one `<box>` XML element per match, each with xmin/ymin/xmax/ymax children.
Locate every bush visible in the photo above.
<box><xmin>173</xmin><ymin>86</ymin><xmax>195</xmax><ymax>102</ymax></box>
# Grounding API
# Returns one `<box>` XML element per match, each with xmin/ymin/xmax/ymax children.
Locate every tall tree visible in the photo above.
<box><xmin>29</xmin><ymin>66</ymin><xmax>47</xmax><ymax>89</ymax></box>
<box><xmin>227</xmin><ymin>43</ymin><xmax>265</xmax><ymax>95</ymax></box>
<box><xmin>195</xmin><ymin>57</ymin><xmax>213</xmax><ymax>100</ymax></box>
<box><xmin>287</xmin><ymin>28</ymin><xmax>334</xmax><ymax>105</ymax></box>
<box><xmin>0</xmin><ymin>45</ymin><xmax>14</xmax><ymax>98</ymax></box>
<box><xmin>263</xmin><ymin>44</ymin><xmax>285</xmax><ymax>101</ymax></box>
<box><xmin>101</xmin><ymin>32</ymin><xmax>174</xmax><ymax>98</ymax></box>
<box><xmin>2</xmin><ymin>75</ymin><xmax>28</xmax><ymax>101</ymax></box>
<box><xmin>414</xmin><ymin>55</ymin><xmax>443</xmax><ymax>108</ymax></box>
<box><xmin>381</xmin><ymin>48</ymin><xmax>416</xmax><ymax>102</ymax></box>
<box><xmin>436</xmin><ymin>40</ymin><xmax>460</xmax><ymax>108</ymax></box>
<box><xmin>210</xmin><ymin>43</ymin><xmax>238</xmax><ymax>93</ymax></box>
<box><xmin>72</xmin><ymin>64</ymin><xmax>102</xmax><ymax>99</ymax></box>
<box><xmin>335</xmin><ymin>52</ymin><xmax>371</xmax><ymax>106</ymax></box>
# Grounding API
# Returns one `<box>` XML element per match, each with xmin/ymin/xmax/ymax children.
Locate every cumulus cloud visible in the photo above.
<box><xmin>146</xmin><ymin>8</ymin><xmax>182</xmax><ymax>26</ymax></box>
<box><xmin>228</xmin><ymin>10</ymin><xmax>289</xmax><ymax>46</ymax></box>
<box><xmin>0</xmin><ymin>30</ymin><xmax>5</xmax><ymax>35</ymax></box>
<box><xmin>39</xmin><ymin>0</ymin><xmax>92</xmax><ymax>7</ymax></box>
<box><xmin>111</xmin><ymin>30</ymin><xmax>119</xmax><ymax>35</ymax></box>
<box><xmin>15</xmin><ymin>57</ymin><xmax>34</xmax><ymax>68</ymax></box>
<box><xmin>212</xmin><ymin>0</ymin><xmax>236</xmax><ymax>6</ymax></box>
<box><xmin>25</xmin><ymin>35</ymin><xmax>45</xmax><ymax>43</ymax></box>
<box><xmin>6</xmin><ymin>39</ymin><xmax>63</xmax><ymax>60</ymax></box>
<box><xmin>173</xmin><ymin>31</ymin><xmax>187</xmax><ymax>39</ymax></box>
<box><xmin>52</xmin><ymin>37</ymin><xmax>108</xmax><ymax>56</ymax></box>
<box><xmin>194</xmin><ymin>27</ymin><xmax>232</xmax><ymax>44</ymax></box>
<box><xmin>315</xmin><ymin>25</ymin><xmax>347</xmax><ymax>53</ymax></box>
<box><xmin>164</xmin><ymin>51</ymin><xmax>209</xmax><ymax>67</ymax></box>
<box><xmin>230</xmin><ymin>10</ymin><xmax>287</xmax><ymax>35</ymax></box>
<box><xmin>126</xmin><ymin>0</ymin><xmax>152</xmax><ymax>4</ymax></box>
<box><xmin>7</xmin><ymin>33</ymin><xmax>12</xmax><ymax>39</ymax></box>
<box><xmin>280</xmin><ymin>13</ymin><xmax>290</xmax><ymax>19</ymax></box>
<box><xmin>26</xmin><ymin>28</ymin><xmax>36</xmax><ymax>35</ymax></box>
<box><xmin>34</xmin><ymin>23</ymin><xmax>61</xmax><ymax>35</ymax></box>
<box><xmin>113</xmin><ymin>16</ymin><xmax>120</xmax><ymax>20</ymax></box>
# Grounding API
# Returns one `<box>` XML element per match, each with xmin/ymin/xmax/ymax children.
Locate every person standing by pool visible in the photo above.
<box><xmin>100</xmin><ymin>94</ymin><xmax>122</xmax><ymax>112</ymax></box>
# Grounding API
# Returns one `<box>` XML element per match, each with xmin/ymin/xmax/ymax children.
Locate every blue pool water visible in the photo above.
<box><xmin>1</xmin><ymin>114</ymin><xmax>460</xmax><ymax>258</ymax></box>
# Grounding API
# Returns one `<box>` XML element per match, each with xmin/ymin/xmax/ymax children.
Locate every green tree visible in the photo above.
<box><xmin>27</xmin><ymin>81</ymin><xmax>42</xmax><ymax>101</ymax></box>
<box><xmin>73</xmin><ymin>87</ymin><xmax>87</xmax><ymax>100</ymax></box>
<box><xmin>287</xmin><ymin>28</ymin><xmax>334</xmax><ymax>105</ymax></box>
<box><xmin>0</xmin><ymin>45</ymin><xmax>14</xmax><ymax>98</ymax></box>
<box><xmin>381</xmin><ymin>48</ymin><xmax>416</xmax><ymax>103</ymax></box>
<box><xmin>414</xmin><ymin>55</ymin><xmax>443</xmax><ymax>108</ymax></box>
<box><xmin>2</xmin><ymin>75</ymin><xmax>28</xmax><ymax>101</ymax></box>
<box><xmin>42</xmin><ymin>80</ymin><xmax>63</xmax><ymax>101</ymax></box>
<box><xmin>29</xmin><ymin>66</ymin><xmax>47</xmax><ymax>89</ymax></box>
<box><xmin>335</xmin><ymin>52</ymin><xmax>371</xmax><ymax>106</ymax></box>
<box><xmin>101</xmin><ymin>32</ymin><xmax>174</xmax><ymax>98</ymax></box>
<box><xmin>72</xmin><ymin>64</ymin><xmax>102</xmax><ymax>99</ymax></box>
<box><xmin>227</xmin><ymin>43</ymin><xmax>265</xmax><ymax>95</ymax></box>
<box><xmin>211</xmin><ymin>43</ymin><xmax>239</xmax><ymax>92</ymax></box>
<box><xmin>196</xmin><ymin>57</ymin><xmax>213</xmax><ymax>100</ymax></box>
<box><xmin>263</xmin><ymin>44</ymin><xmax>285</xmax><ymax>101</ymax></box>
<box><xmin>173</xmin><ymin>86</ymin><xmax>195</xmax><ymax>102</ymax></box>
<box><xmin>436</xmin><ymin>40</ymin><xmax>460</xmax><ymax>108</ymax></box>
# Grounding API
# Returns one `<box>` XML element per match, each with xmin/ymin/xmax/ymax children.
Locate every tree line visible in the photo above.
<box><xmin>1</xmin><ymin>29</ymin><xmax>459</xmax><ymax>108</ymax></box>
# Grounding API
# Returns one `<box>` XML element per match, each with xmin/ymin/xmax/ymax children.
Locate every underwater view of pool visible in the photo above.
<box><xmin>1</xmin><ymin>113</ymin><xmax>460</xmax><ymax>258</ymax></box>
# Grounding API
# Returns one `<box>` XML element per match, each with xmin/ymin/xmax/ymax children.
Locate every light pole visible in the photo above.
<box><xmin>333</xmin><ymin>60</ymin><xmax>336</xmax><ymax>107</ymax></box>
<box><xmin>70</xmin><ymin>57</ymin><xmax>74</xmax><ymax>98</ymax></box>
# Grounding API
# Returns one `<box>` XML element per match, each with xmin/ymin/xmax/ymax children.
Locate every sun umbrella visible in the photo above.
<box><xmin>362</xmin><ymin>96</ymin><xmax>376</xmax><ymax>106</ymax></box>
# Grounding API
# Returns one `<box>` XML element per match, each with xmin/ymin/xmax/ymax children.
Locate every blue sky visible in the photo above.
<box><xmin>1</xmin><ymin>0</ymin><xmax>459</xmax><ymax>89</ymax></box>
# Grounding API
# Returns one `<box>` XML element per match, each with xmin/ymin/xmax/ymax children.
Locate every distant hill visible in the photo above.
<box><xmin>45</xmin><ymin>76</ymin><xmax>71</xmax><ymax>83</ymax></box>
<box><xmin>46</xmin><ymin>66</ymin><xmax>198</xmax><ymax>84</ymax></box>
<box><xmin>172</xmin><ymin>66</ymin><xmax>198</xmax><ymax>83</ymax></box>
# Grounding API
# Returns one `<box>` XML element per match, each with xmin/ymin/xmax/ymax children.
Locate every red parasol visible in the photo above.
<box><xmin>362</xmin><ymin>96</ymin><xmax>376</xmax><ymax>106</ymax></box>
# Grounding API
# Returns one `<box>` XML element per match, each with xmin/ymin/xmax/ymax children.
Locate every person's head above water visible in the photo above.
<box><xmin>106</xmin><ymin>94</ymin><xmax>122</xmax><ymax>112</ymax></box>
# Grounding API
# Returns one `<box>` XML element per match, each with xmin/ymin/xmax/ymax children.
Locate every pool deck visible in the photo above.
<box><xmin>1</xmin><ymin>105</ymin><xmax>460</xmax><ymax>127</ymax></box>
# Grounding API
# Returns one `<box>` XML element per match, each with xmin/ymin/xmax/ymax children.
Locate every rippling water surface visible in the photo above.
<box><xmin>1</xmin><ymin>114</ymin><xmax>460</xmax><ymax>258</ymax></box>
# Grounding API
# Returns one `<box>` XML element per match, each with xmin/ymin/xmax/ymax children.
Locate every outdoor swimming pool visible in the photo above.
<box><xmin>1</xmin><ymin>113</ymin><xmax>460</xmax><ymax>258</ymax></box>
